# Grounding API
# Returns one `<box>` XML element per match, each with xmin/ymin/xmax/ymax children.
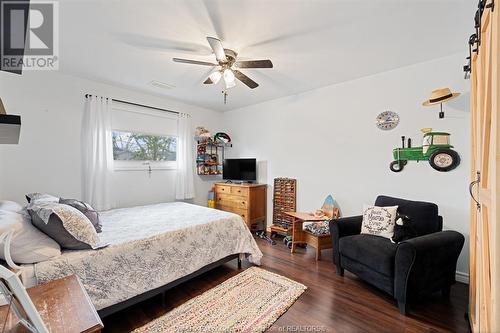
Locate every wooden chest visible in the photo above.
<box><xmin>214</xmin><ymin>183</ymin><xmax>267</xmax><ymax>230</ymax></box>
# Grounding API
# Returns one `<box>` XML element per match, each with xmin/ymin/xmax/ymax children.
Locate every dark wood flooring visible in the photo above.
<box><xmin>102</xmin><ymin>237</ymin><xmax>470</xmax><ymax>333</ymax></box>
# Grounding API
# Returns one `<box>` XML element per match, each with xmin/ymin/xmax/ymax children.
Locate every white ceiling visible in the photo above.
<box><xmin>59</xmin><ymin>0</ymin><xmax>473</xmax><ymax>111</ymax></box>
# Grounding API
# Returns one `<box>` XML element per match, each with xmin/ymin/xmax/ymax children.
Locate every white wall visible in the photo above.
<box><xmin>0</xmin><ymin>71</ymin><xmax>223</xmax><ymax>207</ymax></box>
<box><xmin>223</xmin><ymin>53</ymin><xmax>471</xmax><ymax>275</ymax></box>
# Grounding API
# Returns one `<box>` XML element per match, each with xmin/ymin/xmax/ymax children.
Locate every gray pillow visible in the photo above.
<box><xmin>59</xmin><ymin>198</ymin><xmax>102</xmax><ymax>233</ymax></box>
<box><xmin>27</xmin><ymin>202</ymin><xmax>105</xmax><ymax>250</ymax></box>
<box><xmin>25</xmin><ymin>193</ymin><xmax>59</xmax><ymax>204</ymax></box>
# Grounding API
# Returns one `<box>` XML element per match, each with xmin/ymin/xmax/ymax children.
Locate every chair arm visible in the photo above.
<box><xmin>329</xmin><ymin>215</ymin><xmax>363</xmax><ymax>268</ymax></box>
<box><xmin>394</xmin><ymin>230</ymin><xmax>465</xmax><ymax>302</ymax></box>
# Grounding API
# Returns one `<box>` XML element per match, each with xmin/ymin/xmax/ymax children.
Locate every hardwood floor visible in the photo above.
<box><xmin>102</xmin><ymin>237</ymin><xmax>470</xmax><ymax>333</ymax></box>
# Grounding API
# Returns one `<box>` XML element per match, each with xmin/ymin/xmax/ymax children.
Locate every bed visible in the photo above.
<box><xmin>15</xmin><ymin>202</ymin><xmax>263</xmax><ymax>316</ymax></box>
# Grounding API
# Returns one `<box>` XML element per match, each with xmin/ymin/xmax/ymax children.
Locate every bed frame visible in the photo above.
<box><xmin>98</xmin><ymin>254</ymin><xmax>242</xmax><ymax>318</ymax></box>
<box><xmin>1</xmin><ymin>230</ymin><xmax>244</xmax><ymax>319</ymax></box>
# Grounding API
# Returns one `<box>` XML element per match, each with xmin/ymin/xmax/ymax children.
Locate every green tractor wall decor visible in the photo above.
<box><xmin>390</xmin><ymin>129</ymin><xmax>460</xmax><ymax>172</ymax></box>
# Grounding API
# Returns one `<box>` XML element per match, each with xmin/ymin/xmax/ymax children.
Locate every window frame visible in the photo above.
<box><xmin>111</xmin><ymin>128</ymin><xmax>178</xmax><ymax>172</ymax></box>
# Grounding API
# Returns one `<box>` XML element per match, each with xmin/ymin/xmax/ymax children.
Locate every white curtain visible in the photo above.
<box><xmin>175</xmin><ymin>113</ymin><xmax>195</xmax><ymax>200</ymax></box>
<box><xmin>82</xmin><ymin>96</ymin><xmax>113</xmax><ymax>210</ymax></box>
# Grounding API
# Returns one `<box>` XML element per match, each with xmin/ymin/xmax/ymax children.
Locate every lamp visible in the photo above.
<box><xmin>0</xmin><ymin>98</ymin><xmax>21</xmax><ymax>144</ymax></box>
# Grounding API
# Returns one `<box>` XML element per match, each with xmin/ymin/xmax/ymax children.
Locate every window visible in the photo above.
<box><xmin>112</xmin><ymin>130</ymin><xmax>177</xmax><ymax>161</ymax></box>
<box><xmin>110</xmin><ymin>102</ymin><xmax>179</xmax><ymax>170</ymax></box>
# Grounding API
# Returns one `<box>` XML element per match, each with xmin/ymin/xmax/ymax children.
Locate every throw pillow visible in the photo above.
<box><xmin>28</xmin><ymin>202</ymin><xmax>105</xmax><ymax>250</ymax></box>
<box><xmin>391</xmin><ymin>214</ymin><xmax>417</xmax><ymax>243</ymax></box>
<box><xmin>361</xmin><ymin>205</ymin><xmax>398</xmax><ymax>239</ymax></box>
<box><xmin>59</xmin><ymin>198</ymin><xmax>102</xmax><ymax>233</ymax></box>
<box><xmin>0</xmin><ymin>209</ymin><xmax>61</xmax><ymax>264</ymax></box>
<box><xmin>25</xmin><ymin>193</ymin><xmax>59</xmax><ymax>204</ymax></box>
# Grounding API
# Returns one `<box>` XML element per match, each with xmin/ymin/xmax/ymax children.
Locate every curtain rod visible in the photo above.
<box><xmin>84</xmin><ymin>94</ymin><xmax>180</xmax><ymax>115</ymax></box>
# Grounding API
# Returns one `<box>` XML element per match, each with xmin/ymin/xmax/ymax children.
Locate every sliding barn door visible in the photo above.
<box><xmin>469</xmin><ymin>1</ymin><xmax>499</xmax><ymax>332</ymax></box>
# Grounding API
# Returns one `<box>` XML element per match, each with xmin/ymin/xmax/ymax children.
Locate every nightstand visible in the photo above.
<box><xmin>0</xmin><ymin>275</ymin><xmax>103</xmax><ymax>333</ymax></box>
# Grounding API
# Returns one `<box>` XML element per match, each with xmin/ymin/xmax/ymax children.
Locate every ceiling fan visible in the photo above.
<box><xmin>172</xmin><ymin>37</ymin><xmax>273</xmax><ymax>91</ymax></box>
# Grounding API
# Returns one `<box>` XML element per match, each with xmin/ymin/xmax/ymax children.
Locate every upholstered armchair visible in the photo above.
<box><xmin>329</xmin><ymin>195</ymin><xmax>464</xmax><ymax>315</ymax></box>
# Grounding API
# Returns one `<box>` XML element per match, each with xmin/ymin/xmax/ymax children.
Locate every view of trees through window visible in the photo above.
<box><xmin>112</xmin><ymin>130</ymin><xmax>177</xmax><ymax>161</ymax></box>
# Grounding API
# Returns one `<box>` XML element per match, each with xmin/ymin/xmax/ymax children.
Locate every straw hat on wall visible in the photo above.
<box><xmin>422</xmin><ymin>88</ymin><xmax>460</xmax><ymax>106</ymax></box>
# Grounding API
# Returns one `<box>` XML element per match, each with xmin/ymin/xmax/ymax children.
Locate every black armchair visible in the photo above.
<box><xmin>329</xmin><ymin>195</ymin><xmax>464</xmax><ymax>315</ymax></box>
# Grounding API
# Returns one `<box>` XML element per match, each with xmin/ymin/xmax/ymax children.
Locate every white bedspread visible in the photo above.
<box><xmin>32</xmin><ymin>202</ymin><xmax>263</xmax><ymax>310</ymax></box>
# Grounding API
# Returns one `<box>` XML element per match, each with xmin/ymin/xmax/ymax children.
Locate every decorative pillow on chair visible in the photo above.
<box><xmin>391</xmin><ymin>214</ymin><xmax>417</xmax><ymax>243</ymax></box>
<box><xmin>361</xmin><ymin>205</ymin><xmax>398</xmax><ymax>239</ymax></box>
<box><xmin>59</xmin><ymin>198</ymin><xmax>102</xmax><ymax>233</ymax></box>
<box><xmin>0</xmin><ymin>209</ymin><xmax>61</xmax><ymax>263</ymax></box>
<box><xmin>27</xmin><ymin>202</ymin><xmax>105</xmax><ymax>250</ymax></box>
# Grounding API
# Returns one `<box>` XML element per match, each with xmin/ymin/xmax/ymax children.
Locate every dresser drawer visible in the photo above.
<box><xmin>231</xmin><ymin>186</ymin><xmax>249</xmax><ymax>197</ymax></box>
<box><xmin>215</xmin><ymin>185</ymin><xmax>231</xmax><ymax>194</ymax></box>
<box><xmin>216</xmin><ymin>194</ymin><xmax>248</xmax><ymax>209</ymax></box>
<box><xmin>216</xmin><ymin>205</ymin><xmax>249</xmax><ymax>222</ymax></box>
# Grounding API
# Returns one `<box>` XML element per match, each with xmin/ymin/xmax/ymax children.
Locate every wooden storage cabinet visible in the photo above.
<box><xmin>214</xmin><ymin>183</ymin><xmax>266</xmax><ymax>229</ymax></box>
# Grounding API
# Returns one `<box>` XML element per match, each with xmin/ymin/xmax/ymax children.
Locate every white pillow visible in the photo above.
<box><xmin>361</xmin><ymin>205</ymin><xmax>398</xmax><ymax>239</ymax></box>
<box><xmin>0</xmin><ymin>209</ymin><xmax>61</xmax><ymax>264</ymax></box>
<box><xmin>0</xmin><ymin>200</ymin><xmax>23</xmax><ymax>213</ymax></box>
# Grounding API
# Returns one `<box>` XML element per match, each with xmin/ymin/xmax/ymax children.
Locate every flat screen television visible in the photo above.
<box><xmin>223</xmin><ymin>158</ymin><xmax>256</xmax><ymax>182</ymax></box>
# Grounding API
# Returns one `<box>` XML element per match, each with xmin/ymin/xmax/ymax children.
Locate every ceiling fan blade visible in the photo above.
<box><xmin>233</xmin><ymin>70</ymin><xmax>259</xmax><ymax>89</ymax></box>
<box><xmin>203</xmin><ymin>77</ymin><xmax>214</xmax><ymax>84</ymax></box>
<box><xmin>206</xmin><ymin>37</ymin><xmax>227</xmax><ymax>63</ymax></box>
<box><xmin>172</xmin><ymin>58</ymin><xmax>217</xmax><ymax>66</ymax></box>
<box><xmin>235</xmin><ymin>60</ymin><xmax>273</xmax><ymax>69</ymax></box>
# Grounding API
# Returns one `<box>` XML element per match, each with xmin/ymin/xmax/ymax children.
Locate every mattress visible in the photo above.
<box><xmin>22</xmin><ymin>202</ymin><xmax>263</xmax><ymax>310</ymax></box>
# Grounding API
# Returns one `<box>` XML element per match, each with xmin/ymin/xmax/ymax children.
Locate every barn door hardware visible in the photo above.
<box><xmin>464</xmin><ymin>0</ymin><xmax>494</xmax><ymax>79</ymax></box>
<box><xmin>469</xmin><ymin>171</ymin><xmax>481</xmax><ymax>211</ymax></box>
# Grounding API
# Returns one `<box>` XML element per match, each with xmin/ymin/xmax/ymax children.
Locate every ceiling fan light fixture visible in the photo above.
<box><xmin>225</xmin><ymin>79</ymin><xmax>236</xmax><ymax>89</ymax></box>
<box><xmin>209</xmin><ymin>71</ymin><xmax>222</xmax><ymax>84</ymax></box>
<box><xmin>223</xmin><ymin>69</ymin><xmax>235</xmax><ymax>84</ymax></box>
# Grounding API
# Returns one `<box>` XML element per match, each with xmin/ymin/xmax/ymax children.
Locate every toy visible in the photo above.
<box><xmin>256</xmin><ymin>231</ymin><xmax>276</xmax><ymax>245</ymax></box>
<box><xmin>195</xmin><ymin>126</ymin><xmax>211</xmax><ymax>140</ymax></box>
<box><xmin>214</xmin><ymin>132</ymin><xmax>231</xmax><ymax>144</ymax></box>
<box><xmin>390</xmin><ymin>129</ymin><xmax>460</xmax><ymax>172</ymax></box>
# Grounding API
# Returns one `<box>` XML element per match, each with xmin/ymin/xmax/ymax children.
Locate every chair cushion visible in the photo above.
<box><xmin>375</xmin><ymin>195</ymin><xmax>440</xmax><ymax>236</ymax></box>
<box><xmin>339</xmin><ymin>234</ymin><xmax>398</xmax><ymax>277</ymax></box>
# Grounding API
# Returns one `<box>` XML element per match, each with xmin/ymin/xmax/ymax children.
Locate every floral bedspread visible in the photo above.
<box><xmin>33</xmin><ymin>202</ymin><xmax>263</xmax><ymax>310</ymax></box>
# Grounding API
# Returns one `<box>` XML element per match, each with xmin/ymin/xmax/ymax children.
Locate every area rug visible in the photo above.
<box><xmin>131</xmin><ymin>267</ymin><xmax>307</xmax><ymax>333</ymax></box>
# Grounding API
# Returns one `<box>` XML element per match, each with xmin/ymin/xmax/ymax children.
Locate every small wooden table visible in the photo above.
<box><xmin>0</xmin><ymin>275</ymin><xmax>103</xmax><ymax>333</ymax></box>
<box><xmin>285</xmin><ymin>212</ymin><xmax>332</xmax><ymax>261</ymax></box>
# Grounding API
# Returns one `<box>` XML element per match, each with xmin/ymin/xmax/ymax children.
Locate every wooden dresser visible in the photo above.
<box><xmin>214</xmin><ymin>183</ymin><xmax>267</xmax><ymax>230</ymax></box>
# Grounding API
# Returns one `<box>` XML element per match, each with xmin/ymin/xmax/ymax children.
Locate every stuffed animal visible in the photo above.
<box><xmin>195</xmin><ymin>126</ymin><xmax>211</xmax><ymax>139</ymax></box>
<box><xmin>391</xmin><ymin>214</ymin><xmax>417</xmax><ymax>243</ymax></box>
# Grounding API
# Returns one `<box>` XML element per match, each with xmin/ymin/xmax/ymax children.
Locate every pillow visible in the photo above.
<box><xmin>0</xmin><ymin>200</ymin><xmax>23</xmax><ymax>213</ymax></box>
<box><xmin>27</xmin><ymin>202</ymin><xmax>105</xmax><ymax>250</ymax></box>
<box><xmin>25</xmin><ymin>193</ymin><xmax>59</xmax><ymax>204</ymax></box>
<box><xmin>361</xmin><ymin>205</ymin><xmax>398</xmax><ymax>239</ymax></box>
<box><xmin>391</xmin><ymin>214</ymin><xmax>417</xmax><ymax>243</ymax></box>
<box><xmin>59</xmin><ymin>198</ymin><xmax>102</xmax><ymax>233</ymax></box>
<box><xmin>0</xmin><ymin>209</ymin><xmax>61</xmax><ymax>264</ymax></box>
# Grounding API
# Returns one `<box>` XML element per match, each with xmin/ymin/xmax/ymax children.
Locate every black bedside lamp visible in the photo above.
<box><xmin>0</xmin><ymin>98</ymin><xmax>21</xmax><ymax>144</ymax></box>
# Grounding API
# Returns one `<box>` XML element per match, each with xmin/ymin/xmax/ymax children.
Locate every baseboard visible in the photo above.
<box><xmin>456</xmin><ymin>271</ymin><xmax>469</xmax><ymax>284</ymax></box>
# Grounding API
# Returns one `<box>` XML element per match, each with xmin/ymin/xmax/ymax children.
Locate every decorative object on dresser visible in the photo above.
<box><xmin>131</xmin><ymin>267</ymin><xmax>305</xmax><ymax>333</ymax></box>
<box><xmin>0</xmin><ymin>274</ymin><xmax>103</xmax><ymax>333</ymax></box>
<box><xmin>270</xmin><ymin>178</ymin><xmax>297</xmax><ymax>237</ymax></box>
<box><xmin>214</xmin><ymin>183</ymin><xmax>266</xmax><ymax>231</ymax></box>
<box><xmin>329</xmin><ymin>195</ymin><xmax>465</xmax><ymax>315</ymax></box>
